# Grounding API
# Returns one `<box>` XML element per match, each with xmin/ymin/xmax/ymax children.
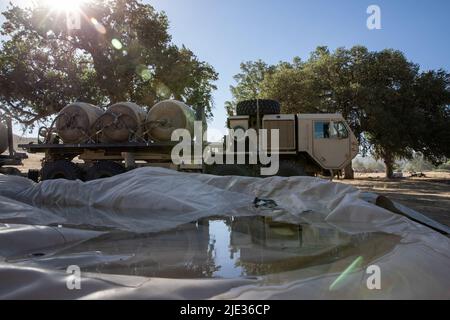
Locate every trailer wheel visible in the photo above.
<box><xmin>206</xmin><ymin>164</ymin><xmax>251</xmax><ymax>177</ymax></box>
<box><xmin>0</xmin><ymin>167</ymin><xmax>21</xmax><ymax>176</ymax></box>
<box><xmin>41</xmin><ymin>160</ymin><xmax>83</xmax><ymax>180</ymax></box>
<box><xmin>276</xmin><ymin>161</ymin><xmax>307</xmax><ymax>177</ymax></box>
<box><xmin>85</xmin><ymin>161</ymin><xmax>125</xmax><ymax>181</ymax></box>
<box><xmin>236</xmin><ymin>99</ymin><xmax>280</xmax><ymax>116</ymax></box>
<box><xmin>27</xmin><ymin>169</ymin><xmax>40</xmax><ymax>182</ymax></box>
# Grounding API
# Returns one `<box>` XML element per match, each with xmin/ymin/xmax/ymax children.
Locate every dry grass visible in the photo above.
<box><xmin>336</xmin><ymin>172</ymin><xmax>450</xmax><ymax>227</ymax></box>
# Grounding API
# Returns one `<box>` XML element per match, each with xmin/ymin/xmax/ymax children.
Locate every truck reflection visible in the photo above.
<box><xmin>54</xmin><ymin>216</ymin><xmax>397</xmax><ymax>279</ymax></box>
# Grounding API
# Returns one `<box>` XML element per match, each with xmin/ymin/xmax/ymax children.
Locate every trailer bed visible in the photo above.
<box><xmin>19</xmin><ymin>142</ymin><xmax>178</xmax><ymax>154</ymax></box>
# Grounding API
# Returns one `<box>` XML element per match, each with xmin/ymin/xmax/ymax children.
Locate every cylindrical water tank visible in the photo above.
<box><xmin>0</xmin><ymin>122</ymin><xmax>8</xmax><ymax>154</ymax></box>
<box><xmin>146</xmin><ymin>100</ymin><xmax>195</xmax><ymax>142</ymax></box>
<box><xmin>95</xmin><ymin>102</ymin><xmax>146</xmax><ymax>143</ymax></box>
<box><xmin>55</xmin><ymin>103</ymin><xmax>104</xmax><ymax>144</ymax></box>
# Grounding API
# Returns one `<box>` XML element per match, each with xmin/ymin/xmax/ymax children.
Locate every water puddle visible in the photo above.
<box><xmin>23</xmin><ymin>216</ymin><xmax>400</xmax><ymax>279</ymax></box>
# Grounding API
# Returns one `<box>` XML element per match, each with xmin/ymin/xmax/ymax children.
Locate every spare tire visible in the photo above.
<box><xmin>236</xmin><ymin>99</ymin><xmax>280</xmax><ymax>116</ymax></box>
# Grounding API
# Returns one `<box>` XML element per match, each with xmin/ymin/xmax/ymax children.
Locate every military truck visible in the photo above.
<box><xmin>206</xmin><ymin>99</ymin><xmax>358</xmax><ymax>177</ymax></box>
<box><xmin>0</xmin><ymin>116</ymin><xmax>28</xmax><ymax>176</ymax></box>
<box><xmin>18</xmin><ymin>99</ymin><xmax>358</xmax><ymax>181</ymax></box>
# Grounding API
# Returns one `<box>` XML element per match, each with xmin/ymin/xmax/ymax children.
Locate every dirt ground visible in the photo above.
<box><xmin>336</xmin><ymin>172</ymin><xmax>450</xmax><ymax>227</ymax></box>
<box><xmin>6</xmin><ymin>145</ymin><xmax>450</xmax><ymax>228</ymax></box>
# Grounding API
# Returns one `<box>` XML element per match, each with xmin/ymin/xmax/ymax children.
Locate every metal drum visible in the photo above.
<box><xmin>95</xmin><ymin>102</ymin><xmax>146</xmax><ymax>143</ymax></box>
<box><xmin>146</xmin><ymin>100</ymin><xmax>195</xmax><ymax>142</ymax></box>
<box><xmin>55</xmin><ymin>103</ymin><xmax>104</xmax><ymax>144</ymax></box>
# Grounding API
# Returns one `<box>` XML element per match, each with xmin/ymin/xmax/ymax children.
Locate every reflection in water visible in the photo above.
<box><xmin>209</xmin><ymin>220</ymin><xmax>243</xmax><ymax>278</ymax></box>
<box><xmin>28</xmin><ymin>216</ymin><xmax>400</xmax><ymax>279</ymax></box>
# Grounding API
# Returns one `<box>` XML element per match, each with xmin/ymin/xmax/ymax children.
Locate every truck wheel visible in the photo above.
<box><xmin>41</xmin><ymin>160</ymin><xmax>83</xmax><ymax>180</ymax></box>
<box><xmin>236</xmin><ymin>99</ymin><xmax>280</xmax><ymax>116</ymax></box>
<box><xmin>276</xmin><ymin>161</ymin><xmax>307</xmax><ymax>177</ymax></box>
<box><xmin>85</xmin><ymin>161</ymin><xmax>125</xmax><ymax>180</ymax></box>
<box><xmin>207</xmin><ymin>164</ymin><xmax>251</xmax><ymax>177</ymax></box>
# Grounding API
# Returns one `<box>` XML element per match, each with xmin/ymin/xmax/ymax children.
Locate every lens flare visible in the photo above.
<box><xmin>329</xmin><ymin>256</ymin><xmax>364</xmax><ymax>291</ymax></box>
<box><xmin>111</xmin><ymin>38</ymin><xmax>123</xmax><ymax>50</ymax></box>
<box><xmin>90</xmin><ymin>17</ymin><xmax>106</xmax><ymax>34</ymax></box>
<box><xmin>44</xmin><ymin>0</ymin><xmax>86</xmax><ymax>12</ymax></box>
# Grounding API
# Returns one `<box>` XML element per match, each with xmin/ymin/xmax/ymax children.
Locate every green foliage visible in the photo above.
<box><xmin>225</xmin><ymin>60</ymin><xmax>276</xmax><ymax>116</ymax></box>
<box><xmin>404</xmin><ymin>153</ymin><xmax>434</xmax><ymax>172</ymax></box>
<box><xmin>227</xmin><ymin>46</ymin><xmax>450</xmax><ymax>177</ymax></box>
<box><xmin>0</xmin><ymin>0</ymin><xmax>217</xmax><ymax>127</ymax></box>
<box><xmin>367</xmin><ymin>161</ymin><xmax>386</xmax><ymax>173</ymax></box>
<box><xmin>352</xmin><ymin>158</ymin><xmax>385</xmax><ymax>173</ymax></box>
<box><xmin>437</xmin><ymin>160</ymin><xmax>450</xmax><ymax>171</ymax></box>
<box><xmin>352</xmin><ymin>159</ymin><xmax>365</xmax><ymax>172</ymax></box>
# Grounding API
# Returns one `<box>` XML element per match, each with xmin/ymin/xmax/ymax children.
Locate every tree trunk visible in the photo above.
<box><xmin>384</xmin><ymin>153</ymin><xmax>394</xmax><ymax>178</ymax></box>
<box><xmin>343</xmin><ymin>163</ymin><xmax>354</xmax><ymax>179</ymax></box>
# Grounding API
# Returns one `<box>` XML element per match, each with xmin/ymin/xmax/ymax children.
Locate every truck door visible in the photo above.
<box><xmin>312</xmin><ymin>120</ymin><xmax>351</xmax><ymax>169</ymax></box>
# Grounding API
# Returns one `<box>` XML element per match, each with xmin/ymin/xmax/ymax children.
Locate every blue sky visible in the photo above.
<box><xmin>147</xmin><ymin>0</ymin><xmax>450</xmax><ymax>134</ymax></box>
<box><xmin>1</xmin><ymin>0</ymin><xmax>450</xmax><ymax>137</ymax></box>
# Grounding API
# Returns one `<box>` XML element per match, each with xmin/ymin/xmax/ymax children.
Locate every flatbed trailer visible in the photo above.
<box><xmin>20</xmin><ymin>141</ymin><xmax>177</xmax><ymax>157</ymax></box>
<box><xmin>0</xmin><ymin>154</ymin><xmax>24</xmax><ymax>167</ymax></box>
<box><xmin>13</xmin><ymin>99</ymin><xmax>360</xmax><ymax>181</ymax></box>
<box><xmin>19</xmin><ymin>141</ymin><xmax>203</xmax><ymax>181</ymax></box>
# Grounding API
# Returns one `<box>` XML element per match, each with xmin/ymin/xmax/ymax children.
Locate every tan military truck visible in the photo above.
<box><xmin>206</xmin><ymin>99</ymin><xmax>359</xmax><ymax>177</ymax></box>
<box><xmin>18</xmin><ymin>99</ymin><xmax>358</xmax><ymax>180</ymax></box>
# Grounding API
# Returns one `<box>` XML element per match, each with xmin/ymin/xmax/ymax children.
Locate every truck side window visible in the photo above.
<box><xmin>314</xmin><ymin>121</ymin><xmax>330</xmax><ymax>139</ymax></box>
<box><xmin>334</xmin><ymin>122</ymin><xmax>349</xmax><ymax>139</ymax></box>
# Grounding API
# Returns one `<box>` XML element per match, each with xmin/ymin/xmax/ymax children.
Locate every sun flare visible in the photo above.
<box><xmin>43</xmin><ymin>0</ymin><xmax>86</xmax><ymax>12</ymax></box>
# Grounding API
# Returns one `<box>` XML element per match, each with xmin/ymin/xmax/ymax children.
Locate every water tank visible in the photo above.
<box><xmin>146</xmin><ymin>100</ymin><xmax>195</xmax><ymax>142</ymax></box>
<box><xmin>55</xmin><ymin>103</ymin><xmax>104</xmax><ymax>144</ymax></box>
<box><xmin>0</xmin><ymin>122</ymin><xmax>8</xmax><ymax>154</ymax></box>
<box><xmin>95</xmin><ymin>102</ymin><xmax>146</xmax><ymax>143</ymax></box>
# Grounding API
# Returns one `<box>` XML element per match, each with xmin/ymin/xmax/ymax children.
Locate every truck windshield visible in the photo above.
<box><xmin>334</xmin><ymin>122</ymin><xmax>349</xmax><ymax>139</ymax></box>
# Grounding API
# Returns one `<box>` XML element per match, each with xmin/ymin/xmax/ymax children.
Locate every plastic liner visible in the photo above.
<box><xmin>0</xmin><ymin>167</ymin><xmax>449</xmax><ymax>299</ymax></box>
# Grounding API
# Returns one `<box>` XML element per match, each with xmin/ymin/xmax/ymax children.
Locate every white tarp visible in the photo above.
<box><xmin>0</xmin><ymin>167</ymin><xmax>449</xmax><ymax>299</ymax></box>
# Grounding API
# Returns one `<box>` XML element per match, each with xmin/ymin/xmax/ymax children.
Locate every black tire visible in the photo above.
<box><xmin>276</xmin><ymin>161</ymin><xmax>307</xmax><ymax>177</ymax></box>
<box><xmin>206</xmin><ymin>164</ymin><xmax>251</xmax><ymax>177</ymax></box>
<box><xmin>236</xmin><ymin>99</ymin><xmax>280</xmax><ymax>116</ymax></box>
<box><xmin>28</xmin><ymin>169</ymin><xmax>40</xmax><ymax>182</ymax></box>
<box><xmin>85</xmin><ymin>161</ymin><xmax>125</xmax><ymax>181</ymax></box>
<box><xmin>0</xmin><ymin>167</ymin><xmax>22</xmax><ymax>176</ymax></box>
<box><xmin>41</xmin><ymin>160</ymin><xmax>83</xmax><ymax>180</ymax></box>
